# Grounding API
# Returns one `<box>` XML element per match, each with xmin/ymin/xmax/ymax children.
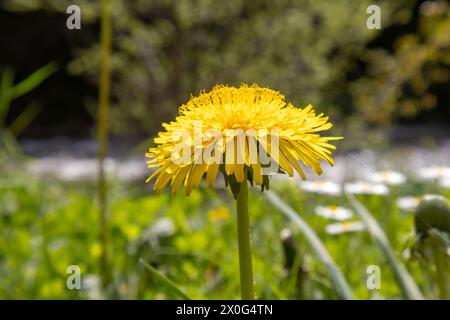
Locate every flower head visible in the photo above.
<box><xmin>208</xmin><ymin>207</ymin><xmax>231</xmax><ymax>222</ymax></box>
<box><xmin>315</xmin><ymin>205</ymin><xmax>353</xmax><ymax>221</ymax></box>
<box><xmin>397</xmin><ymin>194</ymin><xmax>450</xmax><ymax>212</ymax></box>
<box><xmin>368</xmin><ymin>170</ymin><xmax>406</xmax><ymax>186</ymax></box>
<box><xmin>298</xmin><ymin>180</ymin><xmax>342</xmax><ymax>196</ymax></box>
<box><xmin>396</xmin><ymin>196</ymin><xmax>420</xmax><ymax>212</ymax></box>
<box><xmin>440</xmin><ymin>178</ymin><xmax>450</xmax><ymax>189</ymax></box>
<box><xmin>417</xmin><ymin>166</ymin><xmax>450</xmax><ymax>180</ymax></box>
<box><xmin>325</xmin><ymin>221</ymin><xmax>365</xmax><ymax>235</ymax></box>
<box><xmin>146</xmin><ymin>84</ymin><xmax>342</xmax><ymax>195</ymax></box>
<box><xmin>344</xmin><ymin>181</ymin><xmax>389</xmax><ymax>195</ymax></box>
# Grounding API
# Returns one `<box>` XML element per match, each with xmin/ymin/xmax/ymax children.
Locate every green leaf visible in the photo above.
<box><xmin>9</xmin><ymin>102</ymin><xmax>43</xmax><ymax>136</ymax></box>
<box><xmin>346</xmin><ymin>193</ymin><xmax>424</xmax><ymax>300</ymax></box>
<box><xmin>0</xmin><ymin>67</ymin><xmax>15</xmax><ymax>125</ymax></box>
<box><xmin>10</xmin><ymin>62</ymin><xmax>58</xmax><ymax>99</ymax></box>
<box><xmin>0</xmin><ymin>63</ymin><xmax>57</xmax><ymax>130</ymax></box>
<box><xmin>265</xmin><ymin>191</ymin><xmax>354</xmax><ymax>300</ymax></box>
<box><xmin>139</xmin><ymin>259</ymin><xmax>191</xmax><ymax>300</ymax></box>
<box><xmin>0</xmin><ymin>129</ymin><xmax>23</xmax><ymax>158</ymax></box>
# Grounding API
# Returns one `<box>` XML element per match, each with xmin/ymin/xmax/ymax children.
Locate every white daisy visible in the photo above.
<box><xmin>325</xmin><ymin>221</ymin><xmax>365</xmax><ymax>235</ymax></box>
<box><xmin>417</xmin><ymin>166</ymin><xmax>450</xmax><ymax>180</ymax></box>
<box><xmin>298</xmin><ymin>180</ymin><xmax>341</xmax><ymax>196</ymax></box>
<box><xmin>369</xmin><ymin>171</ymin><xmax>406</xmax><ymax>186</ymax></box>
<box><xmin>422</xmin><ymin>194</ymin><xmax>447</xmax><ymax>202</ymax></box>
<box><xmin>149</xmin><ymin>217</ymin><xmax>175</xmax><ymax>237</ymax></box>
<box><xmin>396</xmin><ymin>196</ymin><xmax>420</xmax><ymax>211</ymax></box>
<box><xmin>440</xmin><ymin>178</ymin><xmax>450</xmax><ymax>189</ymax></box>
<box><xmin>344</xmin><ymin>181</ymin><xmax>389</xmax><ymax>195</ymax></box>
<box><xmin>315</xmin><ymin>205</ymin><xmax>353</xmax><ymax>221</ymax></box>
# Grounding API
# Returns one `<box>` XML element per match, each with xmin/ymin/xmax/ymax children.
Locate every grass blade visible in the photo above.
<box><xmin>10</xmin><ymin>62</ymin><xmax>58</xmax><ymax>99</ymax></box>
<box><xmin>9</xmin><ymin>102</ymin><xmax>43</xmax><ymax>136</ymax></box>
<box><xmin>346</xmin><ymin>193</ymin><xmax>424</xmax><ymax>300</ymax></box>
<box><xmin>140</xmin><ymin>259</ymin><xmax>191</xmax><ymax>300</ymax></box>
<box><xmin>265</xmin><ymin>191</ymin><xmax>354</xmax><ymax>300</ymax></box>
<box><xmin>0</xmin><ymin>67</ymin><xmax>14</xmax><ymax>125</ymax></box>
<box><xmin>0</xmin><ymin>129</ymin><xmax>23</xmax><ymax>158</ymax></box>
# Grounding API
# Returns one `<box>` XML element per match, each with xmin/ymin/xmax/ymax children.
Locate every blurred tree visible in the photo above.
<box><xmin>1</xmin><ymin>0</ymin><xmax>448</xmax><ymax>138</ymax></box>
<box><xmin>351</xmin><ymin>0</ymin><xmax>450</xmax><ymax>125</ymax></box>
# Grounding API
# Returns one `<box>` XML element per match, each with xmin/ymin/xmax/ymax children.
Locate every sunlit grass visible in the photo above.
<box><xmin>0</xmin><ymin>169</ymin><xmax>448</xmax><ymax>299</ymax></box>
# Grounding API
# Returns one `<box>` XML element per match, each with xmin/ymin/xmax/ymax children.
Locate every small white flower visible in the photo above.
<box><xmin>440</xmin><ymin>179</ymin><xmax>450</xmax><ymax>189</ymax></box>
<box><xmin>344</xmin><ymin>181</ymin><xmax>389</xmax><ymax>195</ymax></box>
<box><xmin>397</xmin><ymin>194</ymin><xmax>449</xmax><ymax>212</ymax></box>
<box><xmin>422</xmin><ymin>194</ymin><xmax>447</xmax><ymax>202</ymax></box>
<box><xmin>298</xmin><ymin>180</ymin><xmax>341</xmax><ymax>196</ymax></box>
<box><xmin>315</xmin><ymin>205</ymin><xmax>353</xmax><ymax>221</ymax></box>
<box><xmin>396</xmin><ymin>196</ymin><xmax>420</xmax><ymax>211</ymax></box>
<box><xmin>417</xmin><ymin>166</ymin><xmax>450</xmax><ymax>180</ymax></box>
<box><xmin>325</xmin><ymin>221</ymin><xmax>365</xmax><ymax>235</ymax></box>
<box><xmin>369</xmin><ymin>171</ymin><xmax>406</xmax><ymax>186</ymax></box>
<box><xmin>149</xmin><ymin>217</ymin><xmax>175</xmax><ymax>237</ymax></box>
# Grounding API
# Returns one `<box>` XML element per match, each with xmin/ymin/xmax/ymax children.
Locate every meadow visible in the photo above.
<box><xmin>1</xmin><ymin>147</ymin><xmax>449</xmax><ymax>299</ymax></box>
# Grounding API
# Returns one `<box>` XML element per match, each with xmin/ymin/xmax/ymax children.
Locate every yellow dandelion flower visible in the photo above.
<box><xmin>208</xmin><ymin>206</ymin><xmax>231</xmax><ymax>222</ymax></box>
<box><xmin>146</xmin><ymin>84</ymin><xmax>342</xmax><ymax>196</ymax></box>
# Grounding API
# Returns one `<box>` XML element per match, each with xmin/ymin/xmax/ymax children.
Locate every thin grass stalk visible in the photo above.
<box><xmin>265</xmin><ymin>191</ymin><xmax>354</xmax><ymax>300</ymax></box>
<box><xmin>98</xmin><ymin>0</ymin><xmax>112</xmax><ymax>288</ymax></box>
<box><xmin>346</xmin><ymin>193</ymin><xmax>424</xmax><ymax>300</ymax></box>
<box><xmin>140</xmin><ymin>259</ymin><xmax>190</xmax><ymax>300</ymax></box>
<box><xmin>430</xmin><ymin>234</ymin><xmax>449</xmax><ymax>299</ymax></box>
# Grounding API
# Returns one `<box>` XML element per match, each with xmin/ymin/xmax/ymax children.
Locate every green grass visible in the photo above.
<box><xmin>0</xmin><ymin>170</ymin><xmax>448</xmax><ymax>299</ymax></box>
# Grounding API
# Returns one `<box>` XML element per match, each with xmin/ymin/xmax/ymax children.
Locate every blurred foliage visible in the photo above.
<box><xmin>2</xmin><ymin>0</ymin><xmax>448</xmax><ymax>138</ymax></box>
<box><xmin>351</xmin><ymin>0</ymin><xmax>450</xmax><ymax>125</ymax></box>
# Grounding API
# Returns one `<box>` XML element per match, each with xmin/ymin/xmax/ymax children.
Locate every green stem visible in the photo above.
<box><xmin>236</xmin><ymin>179</ymin><xmax>255</xmax><ymax>300</ymax></box>
<box><xmin>98</xmin><ymin>0</ymin><xmax>112</xmax><ymax>288</ymax></box>
<box><xmin>431</xmin><ymin>236</ymin><xmax>449</xmax><ymax>300</ymax></box>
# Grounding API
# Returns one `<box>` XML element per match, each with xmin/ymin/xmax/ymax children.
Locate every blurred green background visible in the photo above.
<box><xmin>0</xmin><ymin>0</ymin><xmax>449</xmax><ymax>299</ymax></box>
<box><xmin>1</xmin><ymin>0</ymin><xmax>449</xmax><ymax>138</ymax></box>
